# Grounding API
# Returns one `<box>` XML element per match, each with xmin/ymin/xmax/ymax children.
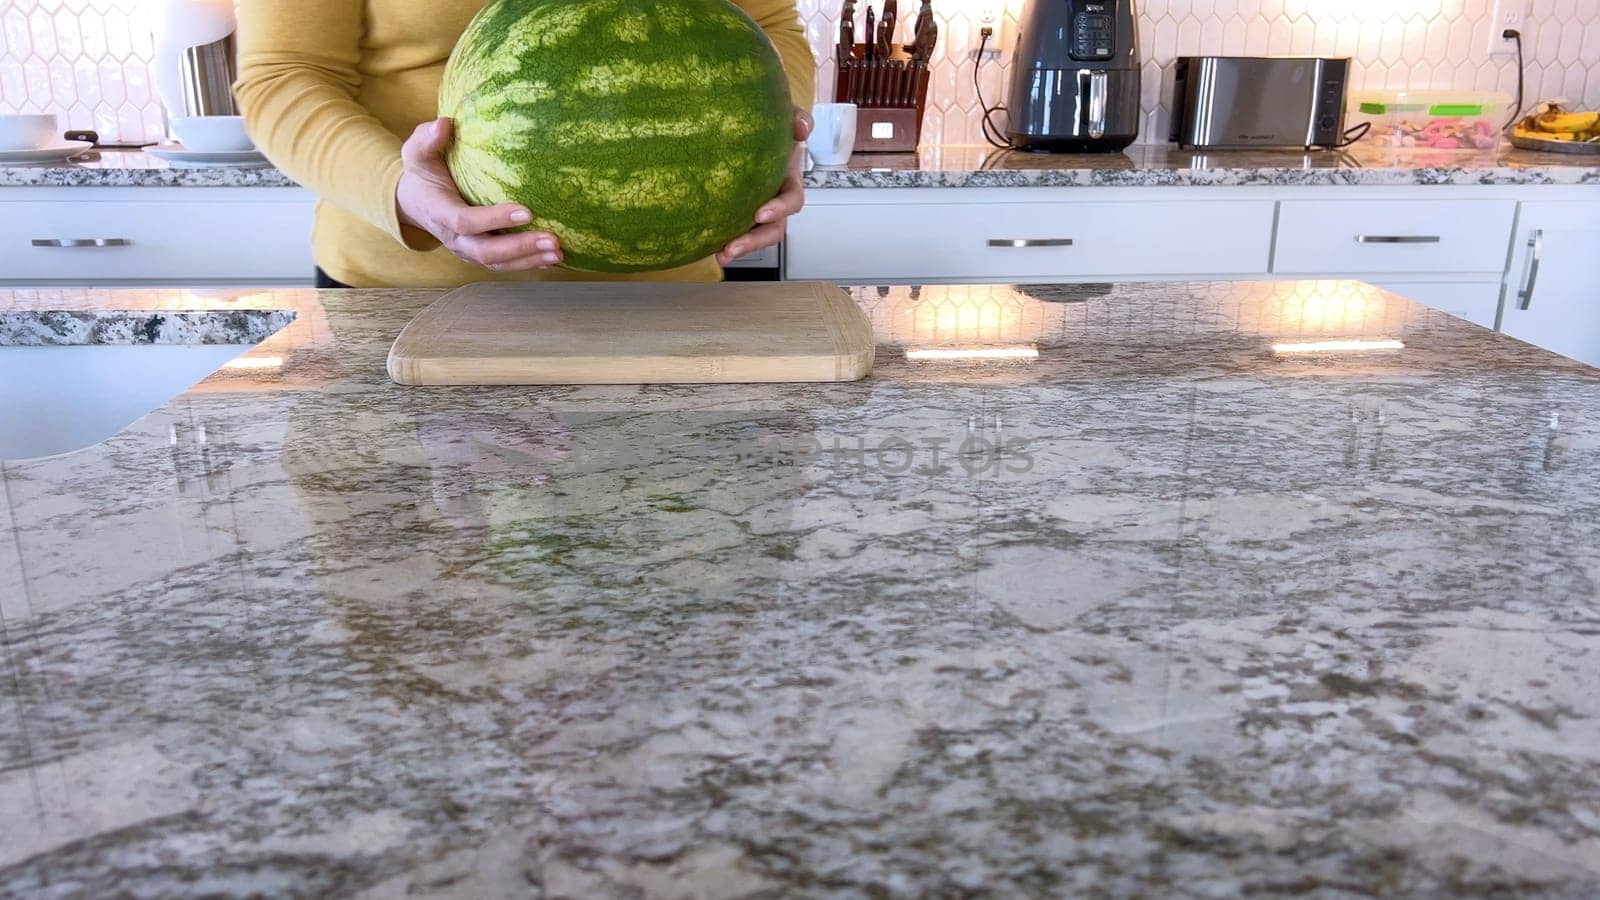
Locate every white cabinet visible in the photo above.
<box><xmin>1500</xmin><ymin>201</ymin><xmax>1600</xmax><ymax>368</ymax></box>
<box><xmin>1</xmin><ymin>188</ymin><xmax>315</xmax><ymax>286</ymax></box>
<box><xmin>788</xmin><ymin>192</ymin><xmax>1275</xmax><ymax>282</ymax></box>
<box><xmin>1273</xmin><ymin>199</ymin><xmax>1516</xmax><ymax>275</ymax></box>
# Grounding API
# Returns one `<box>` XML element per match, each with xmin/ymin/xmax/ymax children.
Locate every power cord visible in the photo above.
<box><xmin>1503</xmin><ymin>29</ymin><xmax>1525</xmax><ymax>131</ymax></box>
<box><xmin>975</xmin><ymin>29</ymin><xmax>1015</xmax><ymax>150</ymax></box>
<box><xmin>1326</xmin><ymin>121</ymin><xmax>1372</xmax><ymax>149</ymax></box>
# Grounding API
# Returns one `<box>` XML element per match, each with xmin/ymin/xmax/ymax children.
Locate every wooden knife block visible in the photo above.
<box><xmin>835</xmin><ymin>43</ymin><xmax>930</xmax><ymax>153</ymax></box>
<box><xmin>853</xmin><ymin>107</ymin><xmax>921</xmax><ymax>153</ymax></box>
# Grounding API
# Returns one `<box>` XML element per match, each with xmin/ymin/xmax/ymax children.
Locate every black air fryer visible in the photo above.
<box><xmin>1006</xmin><ymin>0</ymin><xmax>1142</xmax><ymax>152</ymax></box>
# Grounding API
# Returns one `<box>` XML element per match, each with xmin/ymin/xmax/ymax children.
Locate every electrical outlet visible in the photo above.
<box><xmin>1487</xmin><ymin>0</ymin><xmax>1526</xmax><ymax>57</ymax></box>
<box><xmin>976</xmin><ymin>2</ymin><xmax>1009</xmax><ymax>53</ymax></box>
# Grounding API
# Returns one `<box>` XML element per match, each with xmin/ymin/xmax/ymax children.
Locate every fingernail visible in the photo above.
<box><xmin>510</xmin><ymin>209</ymin><xmax>532</xmax><ymax>224</ymax></box>
<box><xmin>541</xmin><ymin>253</ymin><xmax>561</xmax><ymax>266</ymax></box>
<box><xmin>536</xmin><ymin>238</ymin><xmax>556</xmax><ymax>251</ymax></box>
<box><xmin>756</xmin><ymin>210</ymin><xmax>774</xmax><ymax>223</ymax></box>
<box><xmin>726</xmin><ymin>244</ymin><xmax>743</xmax><ymax>258</ymax></box>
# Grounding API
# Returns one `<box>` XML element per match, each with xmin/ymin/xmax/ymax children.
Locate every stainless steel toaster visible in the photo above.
<box><xmin>1170</xmin><ymin>56</ymin><xmax>1351</xmax><ymax>150</ymax></box>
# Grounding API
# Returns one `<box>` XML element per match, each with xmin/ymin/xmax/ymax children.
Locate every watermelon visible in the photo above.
<box><xmin>439</xmin><ymin>0</ymin><xmax>795</xmax><ymax>273</ymax></box>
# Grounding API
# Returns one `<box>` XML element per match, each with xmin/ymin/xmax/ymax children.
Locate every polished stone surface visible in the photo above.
<box><xmin>806</xmin><ymin>142</ymin><xmax>1600</xmax><ymax>188</ymax></box>
<box><xmin>5</xmin><ymin>143</ymin><xmax>1599</xmax><ymax>190</ymax></box>
<box><xmin>4</xmin><ymin>282</ymin><xmax>1600</xmax><ymax>896</ymax></box>
<box><xmin>0</xmin><ymin>298</ymin><xmax>293</xmax><ymax>347</ymax></box>
<box><xmin>0</xmin><ymin>148</ymin><xmax>297</xmax><ymax>188</ymax></box>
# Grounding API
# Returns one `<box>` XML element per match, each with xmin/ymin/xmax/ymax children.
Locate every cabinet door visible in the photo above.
<box><xmin>1500</xmin><ymin>202</ymin><xmax>1600</xmax><ymax>368</ymax></box>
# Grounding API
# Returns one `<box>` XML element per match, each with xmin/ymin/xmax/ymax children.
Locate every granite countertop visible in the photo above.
<box><xmin>5</xmin><ymin>143</ymin><xmax>1599</xmax><ymax>189</ymax></box>
<box><xmin>805</xmin><ymin>142</ymin><xmax>1600</xmax><ymax>187</ymax></box>
<box><xmin>0</xmin><ymin>148</ymin><xmax>299</xmax><ymax>188</ymax></box>
<box><xmin>4</xmin><ymin>281</ymin><xmax>1600</xmax><ymax>895</ymax></box>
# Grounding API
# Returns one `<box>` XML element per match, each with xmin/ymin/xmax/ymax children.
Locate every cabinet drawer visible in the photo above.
<box><xmin>1273</xmin><ymin>199</ymin><xmax>1515</xmax><ymax>275</ymax></box>
<box><xmin>1</xmin><ymin>198</ymin><xmax>313</xmax><ymax>281</ymax></box>
<box><xmin>788</xmin><ymin>199</ymin><xmax>1275</xmax><ymax>281</ymax></box>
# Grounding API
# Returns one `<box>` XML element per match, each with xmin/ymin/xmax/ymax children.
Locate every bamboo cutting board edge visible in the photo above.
<box><xmin>387</xmin><ymin>281</ymin><xmax>875</xmax><ymax>386</ymax></box>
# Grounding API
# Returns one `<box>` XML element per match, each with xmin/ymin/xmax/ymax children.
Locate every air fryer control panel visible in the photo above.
<box><xmin>1069</xmin><ymin>1</ymin><xmax>1117</xmax><ymax>61</ymax></box>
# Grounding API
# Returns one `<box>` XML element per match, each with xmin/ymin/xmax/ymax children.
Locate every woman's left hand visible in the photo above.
<box><xmin>716</xmin><ymin>107</ymin><xmax>813</xmax><ymax>266</ymax></box>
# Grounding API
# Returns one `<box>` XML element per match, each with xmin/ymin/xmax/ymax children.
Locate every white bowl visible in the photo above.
<box><xmin>0</xmin><ymin>114</ymin><xmax>59</xmax><ymax>151</ymax></box>
<box><xmin>169</xmin><ymin>116</ymin><xmax>255</xmax><ymax>152</ymax></box>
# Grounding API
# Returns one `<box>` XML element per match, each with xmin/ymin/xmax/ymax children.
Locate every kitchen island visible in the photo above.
<box><xmin>3</xmin><ymin>281</ymin><xmax>1600</xmax><ymax>896</ymax></box>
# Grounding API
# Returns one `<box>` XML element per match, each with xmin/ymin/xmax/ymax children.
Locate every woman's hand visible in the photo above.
<box><xmin>396</xmin><ymin>118</ymin><xmax>564</xmax><ymax>272</ymax></box>
<box><xmin>716</xmin><ymin>107</ymin><xmax>813</xmax><ymax>266</ymax></box>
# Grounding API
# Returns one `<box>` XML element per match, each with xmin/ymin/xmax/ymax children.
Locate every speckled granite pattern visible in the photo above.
<box><xmin>4</xmin><ymin>281</ymin><xmax>1600</xmax><ymax>897</ymax></box>
<box><xmin>7</xmin><ymin>145</ymin><xmax>1600</xmax><ymax>190</ymax></box>
<box><xmin>0</xmin><ymin>308</ymin><xmax>294</xmax><ymax>346</ymax></box>
<box><xmin>0</xmin><ymin>149</ymin><xmax>298</xmax><ymax>187</ymax></box>
<box><xmin>805</xmin><ymin>143</ymin><xmax>1600</xmax><ymax>188</ymax></box>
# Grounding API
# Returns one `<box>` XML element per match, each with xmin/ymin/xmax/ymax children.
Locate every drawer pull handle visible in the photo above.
<box><xmin>988</xmin><ymin>239</ymin><xmax>1074</xmax><ymax>248</ymax></box>
<box><xmin>31</xmin><ymin>238</ymin><xmax>133</xmax><ymax>248</ymax></box>
<box><xmin>1355</xmin><ymin>235</ymin><xmax>1441</xmax><ymax>245</ymax></box>
<box><xmin>1517</xmin><ymin>230</ymin><xmax>1544</xmax><ymax>311</ymax></box>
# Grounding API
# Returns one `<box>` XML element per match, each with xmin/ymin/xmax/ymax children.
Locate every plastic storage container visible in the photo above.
<box><xmin>1349</xmin><ymin>90</ymin><xmax>1510</xmax><ymax>151</ymax></box>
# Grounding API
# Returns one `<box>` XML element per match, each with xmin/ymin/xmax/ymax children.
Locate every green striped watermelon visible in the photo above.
<box><xmin>439</xmin><ymin>0</ymin><xmax>795</xmax><ymax>273</ymax></box>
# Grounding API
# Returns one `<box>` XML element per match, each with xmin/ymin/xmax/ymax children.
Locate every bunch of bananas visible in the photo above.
<box><xmin>1513</xmin><ymin>101</ymin><xmax>1600</xmax><ymax>143</ymax></box>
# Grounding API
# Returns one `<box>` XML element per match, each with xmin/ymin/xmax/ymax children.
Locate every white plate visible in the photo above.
<box><xmin>148</xmin><ymin>143</ymin><xmax>271</xmax><ymax>167</ymax></box>
<box><xmin>0</xmin><ymin>140</ymin><xmax>95</xmax><ymax>164</ymax></box>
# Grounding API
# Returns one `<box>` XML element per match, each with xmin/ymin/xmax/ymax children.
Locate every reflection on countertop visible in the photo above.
<box><xmin>3</xmin><ymin>281</ymin><xmax>1600</xmax><ymax>896</ymax></box>
<box><xmin>6</xmin><ymin>143</ymin><xmax>1600</xmax><ymax>189</ymax></box>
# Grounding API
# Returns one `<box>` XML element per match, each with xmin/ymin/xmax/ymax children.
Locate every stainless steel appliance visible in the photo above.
<box><xmin>1170</xmin><ymin>56</ymin><xmax>1351</xmax><ymax>150</ymax></box>
<box><xmin>180</xmin><ymin>32</ymin><xmax>239</xmax><ymax>117</ymax></box>
<box><xmin>1005</xmin><ymin>0</ymin><xmax>1142</xmax><ymax>153</ymax></box>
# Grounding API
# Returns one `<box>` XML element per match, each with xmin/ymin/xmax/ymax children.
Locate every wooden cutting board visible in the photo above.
<box><xmin>387</xmin><ymin>281</ymin><xmax>875</xmax><ymax>385</ymax></box>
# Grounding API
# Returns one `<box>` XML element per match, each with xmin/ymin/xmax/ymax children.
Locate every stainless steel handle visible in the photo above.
<box><xmin>1518</xmin><ymin>229</ymin><xmax>1544</xmax><ymax>310</ymax></box>
<box><xmin>988</xmin><ymin>239</ymin><xmax>1074</xmax><ymax>248</ymax></box>
<box><xmin>1355</xmin><ymin>235</ymin><xmax>1442</xmax><ymax>244</ymax></box>
<box><xmin>1083</xmin><ymin>69</ymin><xmax>1108</xmax><ymax>140</ymax></box>
<box><xmin>31</xmin><ymin>238</ymin><xmax>133</xmax><ymax>248</ymax></box>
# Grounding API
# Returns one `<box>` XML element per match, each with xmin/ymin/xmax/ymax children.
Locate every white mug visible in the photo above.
<box><xmin>807</xmin><ymin>103</ymin><xmax>857</xmax><ymax>167</ymax></box>
<box><xmin>0</xmin><ymin>114</ymin><xmax>58</xmax><ymax>151</ymax></box>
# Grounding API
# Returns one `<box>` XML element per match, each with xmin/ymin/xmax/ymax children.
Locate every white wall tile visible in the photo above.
<box><xmin>2</xmin><ymin>0</ymin><xmax>1598</xmax><ymax>147</ymax></box>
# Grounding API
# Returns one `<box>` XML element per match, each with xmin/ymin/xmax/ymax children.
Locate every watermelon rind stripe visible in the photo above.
<box><xmin>439</xmin><ymin>0</ymin><xmax>794</xmax><ymax>273</ymax></box>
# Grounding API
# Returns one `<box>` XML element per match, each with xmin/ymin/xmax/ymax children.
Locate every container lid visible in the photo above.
<box><xmin>1351</xmin><ymin>90</ymin><xmax>1511</xmax><ymax>117</ymax></box>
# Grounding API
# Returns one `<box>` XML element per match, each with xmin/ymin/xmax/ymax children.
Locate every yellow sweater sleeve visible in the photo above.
<box><xmin>736</xmin><ymin>0</ymin><xmax>818</xmax><ymax>111</ymax></box>
<box><xmin>233</xmin><ymin>0</ymin><xmax>415</xmax><ymax>247</ymax></box>
<box><xmin>234</xmin><ymin>0</ymin><xmax>814</xmax><ymax>256</ymax></box>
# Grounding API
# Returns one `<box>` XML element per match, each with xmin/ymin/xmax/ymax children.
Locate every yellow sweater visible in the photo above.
<box><xmin>235</xmin><ymin>0</ymin><xmax>815</xmax><ymax>288</ymax></box>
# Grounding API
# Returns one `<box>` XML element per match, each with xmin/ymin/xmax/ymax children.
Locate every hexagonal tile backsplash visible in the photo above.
<box><xmin>0</xmin><ymin>0</ymin><xmax>164</xmax><ymax>144</ymax></box>
<box><xmin>2</xmin><ymin>0</ymin><xmax>1598</xmax><ymax>146</ymax></box>
<box><xmin>799</xmin><ymin>0</ymin><xmax>1600</xmax><ymax>145</ymax></box>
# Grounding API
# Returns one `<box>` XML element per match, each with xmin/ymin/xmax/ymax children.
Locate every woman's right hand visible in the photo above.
<box><xmin>396</xmin><ymin>118</ymin><xmax>564</xmax><ymax>272</ymax></box>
